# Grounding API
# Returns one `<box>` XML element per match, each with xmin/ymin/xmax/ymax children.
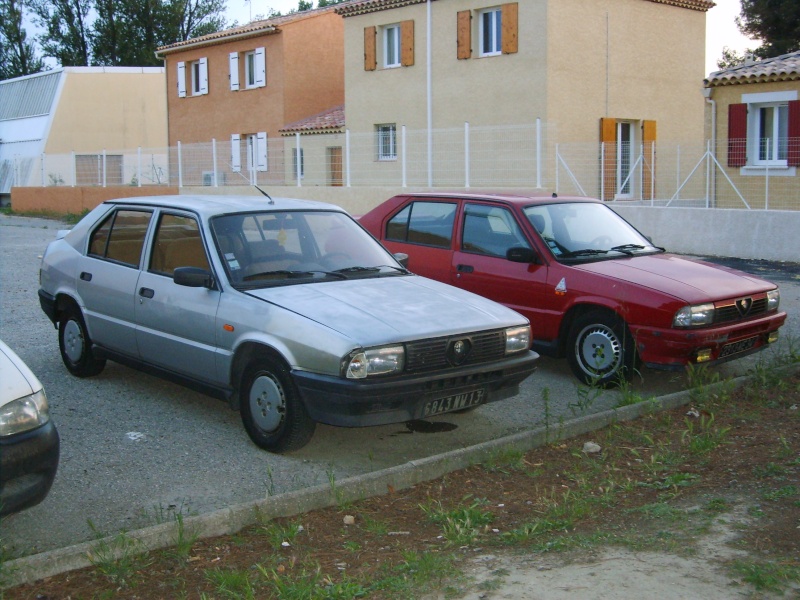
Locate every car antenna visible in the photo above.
<box><xmin>254</xmin><ymin>185</ymin><xmax>274</xmax><ymax>204</ymax></box>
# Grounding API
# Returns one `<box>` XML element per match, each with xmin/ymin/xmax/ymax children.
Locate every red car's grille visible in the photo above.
<box><xmin>714</xmin><ymin>296</ymin><xmax>769</xmax><ymax>324</ymax></box>
<box><xmin>405</xmin><ymin>330</ymin><xmax>507</xmax><ymax>372</ymax></box>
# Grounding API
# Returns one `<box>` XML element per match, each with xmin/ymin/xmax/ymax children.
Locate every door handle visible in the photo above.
<box><xmin>139</xmin><ymin>287</ymin><xmax>155</xmax><ymax>299</ymax></box>
<box><xmin>80</xmin><ymin>272</ymin><xmax>92</xmax><ymax>282</ymax></box>
<box><xmin>457</xmin><ymin>264</ymin><xmax>474</xmax><ymax>273</ymax></box>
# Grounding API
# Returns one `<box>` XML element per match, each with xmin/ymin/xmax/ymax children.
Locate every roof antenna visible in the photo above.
<box><xmin>255</xmin><ymin>185</ymin><xmax>274</xmax><ymax>204</ymax></box>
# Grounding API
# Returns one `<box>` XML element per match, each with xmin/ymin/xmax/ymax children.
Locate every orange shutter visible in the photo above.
<box><xmin>457</xmin><ymin>10</ymin><xmax>471</xmax><ymax>60</ymax></box>
<box><xmin>600</xmin><ymin>118</ymin><xmax>617</xmax><ymax>201</ymax></box>
<box><xmin>642</xmin><ymin>120</ymin><xmax>657</xmax><ymax>200</ymax></box>
<box><xmin>364</xmin><ymin>26</ymin><xmax>377</xmax><ymax>71</ymax></box>
<box><xmin>401</xmin><ymin>20</ymin><xmax>415</xmax><ymax>66</ymax></box>
<box><xmin>502</xmin><ymin>3</ymin><xmax>518</xmax><ymax>54</ymax></box>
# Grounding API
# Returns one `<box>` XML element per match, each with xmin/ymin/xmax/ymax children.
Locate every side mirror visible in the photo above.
<box><xmin>174</xmin><ymin>267</ymin><xmax>215</xmax><ymax>289</ymax></box>
<box><xmin>506</xmin><ymin>246</ymin><xmax>537</xmax><ymax>264</ymax></box>
<box><xmin>394</xmin><ymin>252</ymin><xmax>409</xmax><ymax>268</ymax></box>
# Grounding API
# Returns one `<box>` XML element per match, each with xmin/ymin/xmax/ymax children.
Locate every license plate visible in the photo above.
<box><xmin>423</xmin><ymin>389</ymin><xmax>485</xmax><ymax>418</ymax></box>
<box><xmin>719</xmin><ymin>336</ymin><xmax>758</xmax><ymax>358</ymax></box>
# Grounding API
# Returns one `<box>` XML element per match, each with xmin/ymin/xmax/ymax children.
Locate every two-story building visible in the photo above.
<box><xmin>155</xmin><ymin>7</ymin><xmax>344</xmax><ymax>186</ymax></box>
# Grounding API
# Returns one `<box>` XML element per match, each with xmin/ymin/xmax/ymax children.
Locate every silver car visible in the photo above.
<box><xmin>38</xmin><ymin>195</ymin><xmax>538</xmax><ymax>452</ymax></box>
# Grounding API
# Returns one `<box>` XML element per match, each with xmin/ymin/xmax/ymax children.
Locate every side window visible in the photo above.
<box><xmin>383</xmin><ymin>24</ymin><xmax>400</xmax><ymax>68</ymax></box>
<box><xmin>376</xmin><ymin>123</ymin><xmax>397</xmax><ymax>161</ymax></box>
<box><xmin>149</xmin><ymin>214</ymin><xmax>209</xmax><ymax>276</ymax></box>
<box><xmin>462</xmin><ymin>204</ymin><xmax>529</xmax><ymax>258</ymax></box>
<box><xmin>386</xmin><ymin>201</ymin><xmax>457</xmax><ymax>249</ymax></box>
<box><xmin>88</xmin><ymin>209</ymin><xmax>153</xmax><ymax>267</ymax></box>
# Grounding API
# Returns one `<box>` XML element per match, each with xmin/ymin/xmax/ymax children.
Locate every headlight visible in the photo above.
<box><xmin>505</xmin><ymin>325</ymin><xmax>531</xmax><ymax>354</ymax></box>
<box><xmin>346</xmin><ymin>345</ymin><xmax>405</xmax><ymax>379</ymax></box>
<box><xmin>673</xmin><ymin>303</ymin><xmax>715</xmax><ymax>328</ymax></box>
<box><xmin>767</xmin><ymin>289</ymin><xmax>780</xmax><ymax>311</ymax></box>
<box><xmin>0</xmin><ymin>389</ymin><xmax>50</xmax><ymax>436</ymax></box>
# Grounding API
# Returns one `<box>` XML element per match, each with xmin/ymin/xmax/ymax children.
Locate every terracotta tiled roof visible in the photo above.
<box><xmin>156</xmin><ymin>7</ymin><xmax>335</xmax><ymax>54</ymax></box>
<box><xmin>336</xmin><ymin>0</ymin><xmax>712</xmax><ymax>17</ymax></box>
<box><xmin>705</xmin><ymin>50</ymin><xmax>800</xmax><ymax>87</ymax></box>
<box><xmin>280</xmin><ymin>105</ymin><xmax>345</xmax><ymax>135</ymax></box>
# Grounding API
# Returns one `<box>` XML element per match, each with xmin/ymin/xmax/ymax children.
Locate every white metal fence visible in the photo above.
<box><xmin>3</xmin><ymin>123</ymin><xmax>799</xmax><ymax>210</ymax></box>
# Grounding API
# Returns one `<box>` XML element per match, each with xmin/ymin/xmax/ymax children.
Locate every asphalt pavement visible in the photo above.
<box><xmin>1</xmin><ymin>213</ymin><xmax>798</xmax><ymax>568</ymax></box>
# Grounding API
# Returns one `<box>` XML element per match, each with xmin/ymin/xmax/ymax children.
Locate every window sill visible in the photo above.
<box><xmin>740</xmin><ymin>166</ymin><xmax>797</xmax><ymax>177</ymax></box>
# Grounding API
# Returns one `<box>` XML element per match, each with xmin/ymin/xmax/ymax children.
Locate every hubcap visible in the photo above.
<box><xmin>577</xmin><ymin>325</ymin><xmax>621</xmax><ymax>376</ymax></box>
<box><xmin>63</xmin><ymin>319</ymin><xmax>85</xmax><ymax>364</ymax></box>
<box><xmin>249</xmin><ymin>374</ymin><xmax>285</xmax><ymax>433</ymax></box>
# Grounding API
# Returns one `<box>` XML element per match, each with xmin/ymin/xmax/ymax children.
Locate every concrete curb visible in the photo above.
<box><xmin>0</xmin><ymin>369</ymin><xmax>775</xmax><ymax>588</ymax></box>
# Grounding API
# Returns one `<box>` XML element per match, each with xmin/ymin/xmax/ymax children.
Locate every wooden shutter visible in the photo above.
<box><xmin>198</xmin><ymin>57</ymin><xmax>208</xmax><ymax>95</ymax></box>
<box><xmin>457</xmin><ymin>10</ymin><xmax>471</xmax><ymax>60</ymax></box>
<box><xmin>728</xmin><ymin>103</ymin><xmax>747</xmax><ymax>167</ymax></box>
<box><xmin>231</xmin><ymin>134</ymin><xmax>241</xmax><ymax>172</ymax></box>
<box><xmin>401</xmin><ymin>20</ymin><xmax>414</xmax><ymax>66</ymax></box>
<box><xmin>501</xmin><ymin>3</ymin><xmax>518</xmax><ymax>54</ymax></box>
<box><xmin>788</xmin><ymin>100</ymin><xmax>800</xmax><ymax>167</ymax></box>
<box><xmin>642</xmin><ymin>120</ymin><xmax>657</xmax><ymax>201</ymax></box>
<box><xmin>257</xmin><ymin>132</ymin><xmax>268</xmax><ymax>171</ymax></box>
<box><xmin>229</xmin><ymin>52</ymin><xmax>239</xmax><ymax>91</ymax></box>
<box><xmin>600</xmin><ymin>118</ymin><xmax>617</xmax><ymax>201</ymax></box>
<box><xmin>364</xmin><ymin>26</ymin><xmax>377</xmax><ymax>71</ymax></box>
<box><xmin>177</xmin><ymin>61</ymin><xmax>186</xmax><ymax>97</ymax></box>
<box><xmin>255</xmin><ymin>47</ymin><xmax>266</xmax><ymax>87</ymax></box>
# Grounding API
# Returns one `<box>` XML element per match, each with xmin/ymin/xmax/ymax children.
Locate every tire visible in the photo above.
<box><xmin>58</xmin><ymin>304</ymin><xmax>106</xmax><ymax>377</ymax></box>
<box><xmin>566</xmin><ymin>309</ymin><xmax>637</xmax><ymax>387</ymax></box>
<box><xmin>240</xmin><ymin>355</ymin><xmax>316</xmax><ymax>453</ymax></box>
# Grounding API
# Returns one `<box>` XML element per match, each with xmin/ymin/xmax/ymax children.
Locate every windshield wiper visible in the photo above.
<box><xmin>561</xmin><ymin>248</ymin><xmax>609</xmax><ymax>258</ymax></box>
<box><xmin>333</xmin><ymin>265</ymin><xmax>410</xmax><ymax>275</ymax></box>
<box><xmin>242</xmin><ymin>269</ymin><xmax>347</xmax><ymax>282</ymax></box>
<box><xmin>609</xmin><ymin>244</ymin><xmax>646</xmax><ymax>255</ymax></box>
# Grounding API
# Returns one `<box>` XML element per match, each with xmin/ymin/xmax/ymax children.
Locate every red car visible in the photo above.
<box><xmin>360</xmin><ymin>193</ymin><xmax>787</xmax><ymax>385</ymax></box>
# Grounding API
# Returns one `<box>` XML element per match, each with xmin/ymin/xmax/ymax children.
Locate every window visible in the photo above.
<box><xmin>245</xmin><ymin>133</ymin><xmax>268</xmax><ymax>172</ymax></box>
<box><xmin>728</xmin><ymin>95</ymin><xmax>800</xmax><ymax>168</ymax></box>
<box><xmin>177</xmin><ymin>58</ymin><xmax>208</xmax><ymax>97</ymax></box>
<box><xmin>384</xmin><ymin>25</ymin><xmax>400</xmax><ymax>68</ymax></box>
<box><xmin>293</xmin><ymin>147</ymin><xmax>305</xmax><ymax>179</ymax></box>
<box><xmin>462</xmin><ymin>204</ymin><xmax>529</xmax><ymax>258</ymax></box>
<box><xmin>376</xmin><ymin>124</ymin><xmax>397</xmax><ymax>161</ymax></box>
<box><xmin>229</xmin><ymin>48</ymin><xmax>265</xmax><ymax>91</ymax></box>
<box><xmin>150</xmin><ymin>214</ymin><xmax>209</xmax><ymax>276</ymax></box>
<box><xmin>88</xmin><ymin>209</ymin><xmax>153</xmax><ymax>268</ymax></box>
<box><xmin>479</xmin><ymin>8</ymin><xmax>502</xmax><ymax>56</ymax></box>
<box><xmin>386</xmin><ymin>201</ymin><xmax>457</xmax><ymax>248</ymax></box>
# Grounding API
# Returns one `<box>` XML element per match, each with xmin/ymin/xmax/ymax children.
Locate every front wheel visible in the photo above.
<box><xmin>240</xmin><ymin>356</ymin><xmax>316</xmax><ymax>453</ymax></box>
<box><xmin>567</xmin><ymin>310</ymin><xmax>637</xmax><ymax>387</ymax></box>
<box><xmin>58</xmin><ymin>305</ymin><xmax>106</xmax><ymax>377</ymax></box>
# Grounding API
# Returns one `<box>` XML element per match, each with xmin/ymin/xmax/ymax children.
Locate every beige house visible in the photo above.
<box><xmin>155</xmin><ymin>7</ymin><xmax>344</xmax><ymax>185</ymax></box>
<box><xmin>703</xmin><ymin>51</ymin><xmax>800</xmax><ymax>210</ymax></box>
<box><xmin>335</xmin><ymin>0</ymin><xmax>712</xmax><ymax>198</ymax></box>
<box><xmin>0</xmin><ymin>67</ymin><xmax>167</xmax><ymax>199</ymax></box>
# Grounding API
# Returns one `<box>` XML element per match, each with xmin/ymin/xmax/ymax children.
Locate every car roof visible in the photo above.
<box><xmin>103</xmin><ymin>194</ymin><xmax>346</xmax><ymax>217</ymax></box>
<box><xmin>396</xmin><ymin>192</ymin><xmax>601</xmax><ymax>207</ymax></box>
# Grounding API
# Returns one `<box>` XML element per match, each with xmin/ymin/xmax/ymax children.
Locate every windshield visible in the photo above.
<box><xmin>210</xmin><ymin>210</ymin><xmax>407</xmax><ymax>288</ymax></box>
<box><xmin>523</xmin><ymin>202</ymin><xmax>662</xmax><ymax>261</ymax></box>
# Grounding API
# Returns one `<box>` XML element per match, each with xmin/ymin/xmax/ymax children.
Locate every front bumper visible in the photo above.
<box><xmin>292</xmin><ymin>350</ymin><xmax>539</xmax><ymax>427</ymax></box>
<box><xmin>0</xmin><ymin>420</ymin><xmax>60</xmax><ymax>517</ymax></box>
<box><xmin>631</xmin><ymin>311</ymin><xmax>787</xmax><ymax>370</ymax></box>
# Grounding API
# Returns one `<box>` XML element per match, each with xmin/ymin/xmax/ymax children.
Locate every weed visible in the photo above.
<box><xmin>342</xmin><ymin>540</ymin><xmax>361</xmax><ymax>552</ymax></box>
<box><xmin>166</xmin><ymin>513</ymin><xmax>198</xmax><ymax>563</ymax></box>
<box><xmin>703</xmin><ymin>497</ymin><xmax>731</xmax><ymax>513</ymax></box>
<box><xmin>86</xmin><ymin>523</ymin><xmax>151</xmax><ymax>587</ymax></box>
<box><xmin>729</xmin><ymin>560</ymin><xmax>800</xmax><ymax>593</ymax></box>
<box><xmin>681</xmin><ymin>414</ymin><xmax>730</xmax><ymax>455</ymax></box>
<box><xmin>421</xmin><ymin>497</ymin><xmax>493</xmax><ymax>545</ymax></box>
<box><xmin>260</xmin><ymin>519</ymin><xmax>305</xmax><ymax>550</ymax></box>
<box><xmin>483</xmin><ymin>447</ymin><xmax>526</xmax><ymax>473</ymax></box>
<box><xmin>628</xmin><ymin>502</ymin><xmax>684</xmax><ymax>521</ymax></box>
<box><xmin>762</xmin><ymin>485</ymin><xmax>797</xmax><ymax>502</ymax></box>
<box><xmin>685</xmin><ymin>364</ymin><xmax>734</xmax><ymax>407</ymax></box>
<box><xmin>361</xmin><ymin>515</ymin><xmax>389</xmax><ymax>536</ymax></box>
<box><xmin>753</xmin><ymin>462</ymin><xmax>788</xmax><ymax>480</ymax></box>
<box><xmin>205</xmin><ymin>567</ymin><xmax>256</xmax><ymax>599</ymax></box>
<box><xmin>265</xmin><ymin>464</ymin><xmax>276</xmax><ymax>497</ymax></box>
<box><xmin>570</xmin><ymin>381</ymin><xmax>603</xmax><ymax>416</ymax></box>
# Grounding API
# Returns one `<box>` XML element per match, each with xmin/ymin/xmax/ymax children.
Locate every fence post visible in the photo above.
<box><xmin>675</xmin><ymin>146</ymin><xmax>680</xmax><ymax>204</ymax></box>
<box><xmin>137</xmin><ymin>148</ymin><xmax>142</xmax><ymax>187</ymax></box>
<box><xmin>212</xmin><ymin>139</ymin><xmax>218</xmax><ymax>187</ymax></box>
<box><xmin>555</xmin><ymin>143</ymin><xmax>560</xmax><ymax>194</ymax></box>
<box><xmin>71</xmin><ymin>151</ymin><xmax>76</xmax><ymax>187</ymax></box>
<box><xmin>345</xmin><ymin>129</ymin><xmax>351</xmax><ymax>187</ymax></box>
<box><xmin>40</xmin><ymin>153</ymin><xmax>45</xmax><ymax>187</ymax></box>
<box><xmin>600</xmin><ymin>142</ymin><xmax>605</xmax><ymax>201</ymax></box>
<box><xmin>464</xmin><ymin>122</ymin><xmax>470</xmax><ymax>189</ymax></box>
<box><xmin>765</xmin><ymin>163</ymin><xmax>770</xmax><ymax>210</ymax></box>
<box><xmin>295</xmin><ymin>133</ymin><xmax>302</xmax><ymax>187</ymax></box>
<box><xmin>401</xmin><ymin>126</ymin><xmax>407</xmax><ymax>188</ymax></box>
<box><xmin>102</xmin><ymin>150</ymin><xmax>107</xmax><ymax>187</ymax></box>
<box><xmin>178</xmin><ymin>141</ymin><xmax>183</xmax><ymax>188</ymax></box>
<box><xmin>650</xmin><ymin>142</ymin><xmax>655</xmax><ymax>206</ymax></box>
<box><xmin>704</xmin><ymin>140</ymin><xmax>710</xmax><ymax>208</ymax></box>
<box><xmin>536</xmin><ymin>118</ymin><xmax>542</xmax><ymax>189</ymax></box>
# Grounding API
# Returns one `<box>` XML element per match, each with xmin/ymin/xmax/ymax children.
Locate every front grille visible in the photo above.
<box><xmin>405</xmin><ymin>329</ymin><xmax>506</xmax><ymax>373</ymax></box>
<box><xmin>714</xmin><ymin>296</ymin><xmax>769</xmax><ymax>324</ymax></box>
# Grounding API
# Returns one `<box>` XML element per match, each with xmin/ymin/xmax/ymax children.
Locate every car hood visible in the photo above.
<box><xmin>245</xmin><ymin>275</ymin><xmax>526</xmax><ymax>344</ymax></box>
<box><xmin>575</xmin><ymin>253</ymin><xmax>777</xmax><ymax>303</ymax></box>
<box><xmin>0</xmin><ymin>340</ymin><xmax>40</xmax><ymax>407</ymax></box>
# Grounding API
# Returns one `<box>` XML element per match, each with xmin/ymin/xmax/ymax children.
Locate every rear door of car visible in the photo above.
<box><xmin>134</xmin><ymin>210</ymin><xmax>222</xmax><ymax>383</ymax></box>
<box><xmin>77</xmin><ymin>207</ymin><xmax>153</xmax><ymax>356</ymax></box>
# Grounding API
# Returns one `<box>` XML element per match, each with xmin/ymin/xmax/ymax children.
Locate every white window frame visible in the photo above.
<box><xmin>245</xmin><ymin>51</ymin><xmax>257</xmax><ymax>88</ymax></box>
<box><xmin>191</xmin><ymin>57</ymin><xmax>208</xmax><ymax>96</ymax></box>
<box><xmin>383</xmin><ymin>24</ymin><xmax>401</xmax><ymax>68</ymax></box>
<box><xmin>742</xmin><ymin>91</ymin><xmax>797</xmax><ymax>170</ymax></box>
<box><xmin>478</xmin><ymin>8</ymin><xmax>502</xmax><ymax>56</ymax></box>
<box><xmin>292</xmin><ymin>147</ymin><xmax>305</xmax><ymax>180</ymax></box>
<box><xmin>376</xmin><ymin>124</ymin><xmax>397</xmax><ymax>161</ymax></box>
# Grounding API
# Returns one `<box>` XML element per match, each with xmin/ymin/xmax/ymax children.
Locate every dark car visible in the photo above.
<box><xmin>0</xmin><ymin>339</ymin><xmax>59</xmax><ymax>516</ymax></box>
<box><xmin>360</xmin><ymin>193</ymin><xmax>787</xmax><ymax>385</ymax></box>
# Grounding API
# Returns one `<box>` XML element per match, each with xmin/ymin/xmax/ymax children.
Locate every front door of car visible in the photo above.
<box><xmin>134</xmin><ymin>212</ymin><xmax>221</xmax><ymax>384</ymax></box>
<box><xmin>77</xmin><ymin>208</ymin><xmax>153</xmax><ymax>355</ymax></box>
<box><xmin>450</xmin><ymin>203</ymin><xmax>549</xmax><ymax>335</ymax></box>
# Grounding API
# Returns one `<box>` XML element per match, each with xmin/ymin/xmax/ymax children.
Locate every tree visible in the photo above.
<box><xmin>737</xmin><ymin>0</ymin><xmax>800</xmax><ymax>58</ymax></box>
<box><xmin>27</xmin><ymin>0</ymin><xmax>92</xmax><ymax>66</ymax></box>
<box><xmin>0</xmin><ymin>0</ymin><xmax>45</xmax><ymax>79</ymax></box>
<box><xmin>716</xmin><ymin>46</ymin><xmax>747</xmax><ymax>70</ymax></box>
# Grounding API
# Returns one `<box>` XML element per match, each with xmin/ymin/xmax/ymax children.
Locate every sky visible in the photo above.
<box><xmin>225</xmin><ymin>0</ymin><xmax>758</xmax><ymax>77</ymax></box>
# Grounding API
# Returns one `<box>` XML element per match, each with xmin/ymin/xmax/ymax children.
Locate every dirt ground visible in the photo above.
<box><xmin>3</xmin><ymin>372</ymin><xmax>799</xmax><ymax>599</ymax></box>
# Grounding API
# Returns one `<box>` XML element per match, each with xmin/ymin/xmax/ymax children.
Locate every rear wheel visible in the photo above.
<box><xmin>567</xmin><ymin>309</ymin><xmax>637</xmax><ymax>387</ymax></box>
<box><xmin>240</xmin><ymin>355</ymin><xmax>316</xmax><ymax>453</ymax></box>
<box><xmin>58</xmin><ymin>304</ymin><xmax>106</xmax><ymax>377</ymax></box>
